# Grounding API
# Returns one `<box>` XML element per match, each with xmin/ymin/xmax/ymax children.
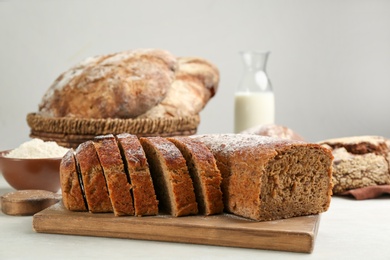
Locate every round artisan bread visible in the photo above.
<box><xmin>38</xmin><ymin>49</ymin><xmax>220</xmax><ymax>120</ymax></box>
<box><xmin>38</xmin><ymin>49</ymin><xmax>177</xmax><ymax>119</ymax></box>
<box><xmin>240</xmin><ymin>124</ymin><xmax>305</xmax><ymax>141</ymax></box>
<box><xmin>318</xmin><ymin>135</ymin><xmax>390</xmax><ymax>195</ymax></box>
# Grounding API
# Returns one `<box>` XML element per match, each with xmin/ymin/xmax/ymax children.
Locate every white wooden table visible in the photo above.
<box><xmin>1</xmin><ymin>174</ymin><xmax>389</xmax><ymax>260</ymax></box>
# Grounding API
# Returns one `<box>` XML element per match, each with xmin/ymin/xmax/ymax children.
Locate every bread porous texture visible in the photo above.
<box><xmin>260</xmin><ymin>146</ymin><xmax>333</xmax><ymax>221</ymax></box>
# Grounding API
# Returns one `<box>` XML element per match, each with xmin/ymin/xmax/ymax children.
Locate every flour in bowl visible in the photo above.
<box><xmin>5</xmin><ymin>139</ymin><xmax>69</xmax><ymax>159</ymax></box>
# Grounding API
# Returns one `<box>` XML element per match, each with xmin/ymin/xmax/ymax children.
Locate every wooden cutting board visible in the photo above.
<box><xmin>33</xmin><ymin>202</ymin><xmax>320</xmax><ymax>253</ymax></box>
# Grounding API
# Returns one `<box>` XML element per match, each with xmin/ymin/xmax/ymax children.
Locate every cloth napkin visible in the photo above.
<box><xmin>340</xmin><ymin>185</ymin><xmax>390</xmax><ymax>200</ymax></box>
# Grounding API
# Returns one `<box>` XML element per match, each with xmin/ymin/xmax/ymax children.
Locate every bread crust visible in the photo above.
<box><xmin>138</xmin><ymin>57</ymin><xmax>219</xmax><ymax>118</ymax></box>
<box><xmin>319</xmin><ymin>135</ymin><xmax>388</xmax><ymax>156</ymax></box>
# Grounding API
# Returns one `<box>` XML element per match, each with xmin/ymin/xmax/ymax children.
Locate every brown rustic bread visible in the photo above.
<box><xmin>137</xmin><ymin>57</ymin><xmax>220</xmax><ymax>118</ymax></box>
<box><xmin>140</xmin><ymin>137</ymin><xmax>198</xmax><ymax>217</ymax></box>
<box><xmin>93</xmin><ymin>134</ymin><xmax>134</xmax><ymax>216</ymax></box>
<box><xmin>240</xmin><ymin>124</ymin><xmax>305</xmax><ymax>141</ymax></box>
<box><xmin>75</xmin><ymin>141</ymin><xmax>112</xmax><ymax>213</ymax></box>
<box><xmin>59</xmin><ymin>149</ymin><xmax>87</xmax><ymax>211</ymax></box>
<box><xmin>168</xmin><ymin>136</ymin><xmax>224</xmax><ymax>215</ymax></box>
<box><xmin>319</xmin><ymin>136</ymin><xmax>390</xmax><ymax>194</ymax></box>
<box><xmin>116</xmin><ymin>133</ymin><xmax>159</xmax><ymax>216</ymax></box>
<box><xmin>319</xmin><ymin>136</ymin><xmax>389</xmax><ymax>156</ymax></box>
<box><xmin>192</xmin><ymin>134</ymin><xmax>333</xmax><ymax>221</ymax></box>
<box><xmin>39</xmin><ymin>49</ymin><xmax>177</xmax><ymax>119</ymax></box>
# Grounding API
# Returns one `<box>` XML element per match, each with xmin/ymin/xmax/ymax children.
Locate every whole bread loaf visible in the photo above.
<box><xmin>319</xmin><ymin>136</ymin><xmax>390</xmax><ymax>194</ymax></box>
<box><xmin>192</xmin><ymin>134</ymin><xmax>333</xmax><ymax>221</ymax></box>
<box><xmin>38</xmin><ymin>49</ymin><xmax>219</xmax><ymax>119</ymax></box>
<box><xmin>39</xmin><ymin>49</ymin><xmax>176</xmax><ymax>119</ymax></box>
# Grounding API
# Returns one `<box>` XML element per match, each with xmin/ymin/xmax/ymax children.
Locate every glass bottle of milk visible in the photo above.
<box><xmin>234</xmin><ymin>51</ymin><xmax>275</xmax><ymax>133</ymax></box>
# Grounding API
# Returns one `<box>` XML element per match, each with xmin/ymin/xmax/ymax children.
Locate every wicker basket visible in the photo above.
<box><xmin>26</xmin><ymin>113</ymin><xmax>200</xmax><ymax>148</ymax></box>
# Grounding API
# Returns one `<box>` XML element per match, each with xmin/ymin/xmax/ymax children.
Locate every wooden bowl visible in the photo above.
<box><xmin>0</xmin><ymin>150</ymin><xmax>62</xmax><ymax>193</ymax></box>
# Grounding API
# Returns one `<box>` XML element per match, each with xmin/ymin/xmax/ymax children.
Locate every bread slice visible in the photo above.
<box><xmin>75</xmin><ymin>141</ymin><xmax>112</xmax><ymax>213</ymax></box>
<box><xmin>116</xmin><ymin>133</ymin><xmax>158</xmax><ymax>216</ymax></box>
<box><xmin>60</xmin><ymin>148</ymin><xmax>87</xmax><ymax>211</ymax></box>
<box><xmin>168</xmin><ymin>137</ymin><xmax>223</xmax><ymax>215</ymax></box>
<box><xmin>193</xmin><ymin>134</ymin><xmax>333</xmax><ymax>221</ymax></box>
<box><xmin>140</xmin><ymin>137</ymin><xmax>198</xmax><ymax>217</ymax></box>
<box><xmin>94</xmin><ymin>134</ymin><xmax>134</xmax><ymax>216</ymax></box>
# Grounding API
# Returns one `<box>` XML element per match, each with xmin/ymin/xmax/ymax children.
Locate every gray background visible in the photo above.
<box><xmin>1</xmin><ymin>0</ymin><xmax>389</xmax><ymax>150</ymax></box>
